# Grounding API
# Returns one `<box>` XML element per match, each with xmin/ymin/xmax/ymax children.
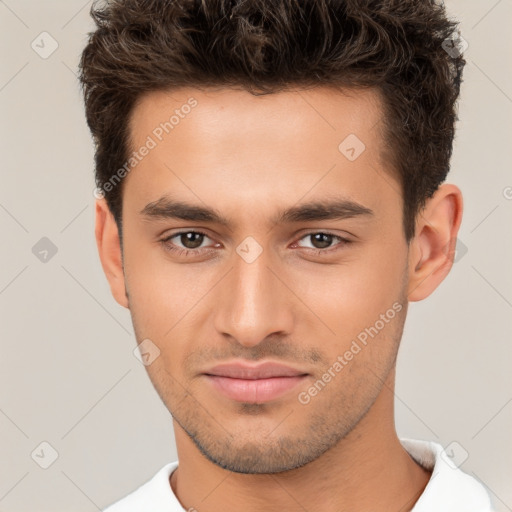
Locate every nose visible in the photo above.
<box><xmin>213</xmin><ymin>242</ymin><xmax>294</xmax><ymax>348</ymax></box>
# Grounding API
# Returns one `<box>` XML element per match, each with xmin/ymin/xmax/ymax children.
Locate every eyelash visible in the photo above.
<box><xmin>160</xmin><ymin>230</ymin><xmax>351</xmax><ymax>258</ymax></box>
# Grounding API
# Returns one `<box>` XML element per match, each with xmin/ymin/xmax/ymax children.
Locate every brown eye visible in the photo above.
<box><xmin>296</xmin><ymin>232</ymin><xmax>351</xmax><ymax>254</ymax></box>
<box><xmin>178</xmin><ymin>232</ymin><xmax>205</xmax><ymax>249</ymax></box>
<box><xmin>309</xmin><ymin>233</ymin><xmax>334</xmax><ymax>249</ymax></box>
<box><xmin>161</xmin><ymin>230</ymin><xmax>214</xmax><ymax>256</ymax></box>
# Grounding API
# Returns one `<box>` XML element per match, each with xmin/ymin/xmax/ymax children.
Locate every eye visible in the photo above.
<box><xmin>295</xmin><ymin>232</ymin><xmax>350</xmax><ymax>253</ymax></box>
<box><xmin>160</xmin><ymin>230</ymin><xmax>217</xmax><ymax>256</ymax></box>
<box><xmin>159</xmin><ymin>230</ymin><xmax>351</xmax><ymax>259</ymax></box>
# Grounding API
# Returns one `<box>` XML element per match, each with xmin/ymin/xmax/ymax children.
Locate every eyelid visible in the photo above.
<box><xmin>293</xmin><ymin>230</ymin><xmax>352</xmax><ymax>250</ymax></box>
<box><xmin>161</xmin><ymin>229</ymin><xmax>350</xmax><ymax>244</ymax></box>
<box><xmin>161</xmin><ymin>229</ymin><xmax>215</xmax><ymax>246</ymax></box>
<box><xmin>160</xmin><ymin>229</ymin><xmax>352</xmax><ymax>257</ymax></box>
<box><xmin>296</xmin><ymin>229</ymin><xmax>352</xmax><ymax>240</ymax></box>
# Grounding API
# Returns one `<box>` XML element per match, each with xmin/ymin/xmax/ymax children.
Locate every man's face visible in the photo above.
<box><xmin>120</xmin><ymin>86</ymin><xmax>410</xmax><ymax>473</ymax></box>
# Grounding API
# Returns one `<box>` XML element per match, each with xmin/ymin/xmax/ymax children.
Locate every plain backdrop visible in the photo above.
<box><xmin>0</xmin><ymin>1</ymin><xmax>511</xmax><ymax>511</ymax></box>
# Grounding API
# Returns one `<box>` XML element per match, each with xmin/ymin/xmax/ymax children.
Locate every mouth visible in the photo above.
<box><xmin>202</xmin><ymin>361</ymin><xmax>309</xmax><ymax>403</ymax></box>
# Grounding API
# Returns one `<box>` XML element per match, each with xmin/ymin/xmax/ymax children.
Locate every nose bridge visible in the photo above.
<box><xmin>214</xmin><ymin>239</ymin><xmax>292</xmax><ymax>346</ymax></box>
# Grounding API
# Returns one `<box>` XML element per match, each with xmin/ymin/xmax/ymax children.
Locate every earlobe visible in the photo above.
<box><xmin>95</xmin><ymin>199</ymin><xmax>129</xmax><ymax>308</ymax></box>
<box><xmin>407</xmin><ymin>184</ymin><xmax>463</xmax><ymax>302</ymax></box>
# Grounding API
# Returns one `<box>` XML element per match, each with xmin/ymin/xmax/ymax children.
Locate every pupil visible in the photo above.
<box><xmin>181</xmin><ymin>232</ymin><xmax>203</xmax><ymax>249</ymax></box>
<box><xmin>312</xmin><ymin>233</ymin><xmax>332</xmax><ymax>249</ymax></box>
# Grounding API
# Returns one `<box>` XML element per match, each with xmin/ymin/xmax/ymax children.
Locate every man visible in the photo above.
<box><xmin>79</xmin><ymin>0</ymin><xmax>493</xmax><ymax>510</ymax></box>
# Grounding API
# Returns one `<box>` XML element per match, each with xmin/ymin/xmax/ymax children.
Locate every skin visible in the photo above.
<box><xmin>95</xmin><ymin>86</ymin><xmax>463</xmax><ymax>512</ymax></box>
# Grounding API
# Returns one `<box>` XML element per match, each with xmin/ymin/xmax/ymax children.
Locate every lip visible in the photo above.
<box><xmin>205</xmin><ymin>361</ymin><xmax>307</xmax><ymax>379</ymax></box>
<box><xmin>203</xmin><ymin>361</ymin><xmax>309</xmax><ymax>403</ymax></box>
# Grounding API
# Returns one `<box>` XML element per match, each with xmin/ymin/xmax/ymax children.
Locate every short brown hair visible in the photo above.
<box><xmin>79</xmin><ymin>0</ymin><xmax>465</xmax><ymax>241</ymax></box>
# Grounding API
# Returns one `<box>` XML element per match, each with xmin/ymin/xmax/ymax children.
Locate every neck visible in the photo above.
<box><xmin>169</xmin><ymin>367</ymin><xmax>431</xmax><ymax>512</ymax></box>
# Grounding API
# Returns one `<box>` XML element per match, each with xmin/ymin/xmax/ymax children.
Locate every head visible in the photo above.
<box><xmin>80</xmin><ymin>0</ymin><xmax>465</xmax><ymax>473</ymax></box>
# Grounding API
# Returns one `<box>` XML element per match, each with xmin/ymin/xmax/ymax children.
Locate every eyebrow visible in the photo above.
<box><xmin>140</xmin><ymin>196</ymin><xmax>374</xmax><ymax>226</ymax></box>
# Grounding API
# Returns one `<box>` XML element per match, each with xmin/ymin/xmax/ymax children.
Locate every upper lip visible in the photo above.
<box><xmin>203</xmin><ymin>361</ymin><xmax>308</xmax><ymax>379</ymax></box>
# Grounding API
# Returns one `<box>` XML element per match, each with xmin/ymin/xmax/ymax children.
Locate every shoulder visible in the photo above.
<box><xmin>400</xmin><ymin>438</ymin><xmax>494</xmax><ymax>512</ymax></box>
<box><xmin>102</xmin><ymin>461</ymin><xmax>181</xmax><ymax>512</ymax></box>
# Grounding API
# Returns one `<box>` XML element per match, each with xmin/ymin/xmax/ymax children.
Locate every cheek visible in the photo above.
<box><xmin>123</xmin><ymin>242</ymin><xmax>218</xmax><ymax>343</ymax></box>
<box><xmin>124</xmin><ymin>261</ymin><xmax>199</xmax><ymax>381</ymax></box>
<box><xmin>123</xmin><ymin>245</ymin><xmax>176</xmax><ymax>330</ymax></box>
<box><xmin>291</xmin><ymin>243</ymin><xmax>407</xmax><ymax>344</ymax></box>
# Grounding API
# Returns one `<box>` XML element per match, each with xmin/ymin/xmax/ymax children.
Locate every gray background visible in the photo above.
<box><xmin>0</xmin><ymin>1</ymin><xmax>511</xmax><ymax>510</ymax></box>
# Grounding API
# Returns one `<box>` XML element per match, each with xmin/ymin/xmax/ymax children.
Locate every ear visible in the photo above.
<box><xmin>407</xmin><ymin>184</ymin><xmax>463</xmax><ymax>301</ymax></box>
<box><xmin>95</xmin><ymin>198</ymin><xmax>129</xmax><ymax>308</ymax></box>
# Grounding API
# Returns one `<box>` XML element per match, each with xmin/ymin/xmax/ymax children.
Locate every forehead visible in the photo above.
<box><xmin>130</xmin><ymin>85</ymin><xmax>383</xmax><ymax>146</ymax></box>
<box><xmin>123</xmin><ymin>85</ymin><xmax>397</xmax><ymax>223</ymax></box>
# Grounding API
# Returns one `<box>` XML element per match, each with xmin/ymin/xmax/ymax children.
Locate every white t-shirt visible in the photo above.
<box><xmin>102</xmin><ymin>438</ymin><xmax>494</xmax><ymax>511</ymax></box>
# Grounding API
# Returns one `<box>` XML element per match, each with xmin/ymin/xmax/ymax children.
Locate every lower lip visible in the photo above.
<box><xmin>204</xmin><ymin>375</ymin><xmax>307</xmax><ymax>403</ymax></box>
